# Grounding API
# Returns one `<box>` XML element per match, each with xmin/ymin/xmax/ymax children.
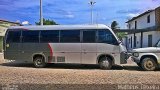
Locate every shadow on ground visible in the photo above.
<box><xmin>0</xmin><ymin>61</ymin><xmax>146</xmax><ymax>71</ymax></box>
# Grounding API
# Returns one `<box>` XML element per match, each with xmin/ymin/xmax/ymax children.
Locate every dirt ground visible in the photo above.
<box><xmin>0</xmin><ymin>54</ymin><xmax>160</xmax><ymax>90</ymax></box>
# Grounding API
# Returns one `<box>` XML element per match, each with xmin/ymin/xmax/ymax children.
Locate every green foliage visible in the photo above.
<box><xmin>35</xmin><ymin>18</ymin><xmax>58</xmax><ymax>25</ymax></box>
<box><xmin>116</xmin><ymin>32</ymin><xmax>126</xmax><ymax>40</ymax></box>
<box><xmin>111</xmin><ymin>21</ymin><xmax>126</xmax><ymax>40</ymax></box>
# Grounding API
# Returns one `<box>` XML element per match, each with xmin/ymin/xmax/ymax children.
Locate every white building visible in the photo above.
<box><xmin>124</xmin><ymin>6</ymin><xmax>160</xmax><ymax>50</ymax></box>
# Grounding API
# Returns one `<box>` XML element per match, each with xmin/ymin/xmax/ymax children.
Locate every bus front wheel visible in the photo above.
<box><xmin>99</xmin><ymin>57</ymin><xmax>112</xmax><ymax>70</ymax></box>
<box><xmin>33</xmin><ymin>56</ymin><xmax>46</xmax><ymax>68</ymax></box>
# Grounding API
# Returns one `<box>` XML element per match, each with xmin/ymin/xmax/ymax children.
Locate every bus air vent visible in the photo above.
<box><xmin>57</xmin><ymin>56</ymin><xmax>65</xmax><ymax>62</ymax></box>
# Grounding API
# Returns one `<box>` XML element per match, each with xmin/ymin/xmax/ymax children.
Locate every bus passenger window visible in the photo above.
<box><xmin>83</xmin><ymin>31</ymin><xmax>96</xmax><ymax>43</ymax></box>
<box><xmin>60</xmin><ymin>30</ymin><xmax>80</xmax><ymax>43</ymax></box>
<box><xmin>22</xmin><ymin>31</ymin><xmax>39</xmax><ymax>43</ymax></box>
<box><xmin>6</xmin><ymin>31</ymin><xmax>21</xmax><ymax>43</ymax></box>
<box><xmin>40</xmin><ymin>30</ymin><xmax>59</xmax><ymax>43</ymax></box>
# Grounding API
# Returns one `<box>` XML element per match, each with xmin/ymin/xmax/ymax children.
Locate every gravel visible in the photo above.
<box><xmin>0</xmin><ymin>54</ymin><xmax>160</xmax><ymax>90</ymax></box>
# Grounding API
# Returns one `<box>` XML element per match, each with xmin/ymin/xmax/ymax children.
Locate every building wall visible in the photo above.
<box><xmin>0</xmin><ymin>22</ymin><xmax>20</xmax><ymax>36</ymax></box>
<box><xmin>124</xmin><ymin>9</ymin><xmax>160</xmax><ymax>50</ymax></box>
<box><xmin>143</xmin><ymin>31</ymin><xmax>160</xmax><ymax>47</ymax></box>
<box><xmin>126</xmin><ymin>31</ymin><xmax>160</xmax><ymax>50</ymax></box>
<box><xmin>128</xmin><ymin>11</ymin><xmax>156</xmax><ymax>29</ymax></box>
<box><xmin>155</xmin><ymin>7</ymin><xmax>160</xmax><ymax>26</ymax></box>
<box><xmin>135</xmin><ymin>33</ymin><xmax>141</xmax><ymax>48</ymax></box>
<box><xmin>127</xmin><ymin>34</ymin><xmax>134</xmax><ymax>50</ymax></box>
<box><xmin>0</xmin><ymin>21</ymin><xmax>20</xmax><ymax>52</ymax></box>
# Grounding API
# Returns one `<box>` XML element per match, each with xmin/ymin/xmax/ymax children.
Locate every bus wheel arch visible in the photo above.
<box><xmin>97</xmin><ymin>54</ymin><xmax>114</xmax><ymax>70</ymax></box>
<box><xmin>32</xmin><ymin>54</ymin><xmax>46</xmax><ymax>68</ymax></box>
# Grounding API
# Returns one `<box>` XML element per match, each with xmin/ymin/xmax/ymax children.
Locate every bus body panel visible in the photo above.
<box><xmin>4</xmin><ymin>43</ymin><xmax>21</xmax><ymax>60</ymax></box>
<box><xmin>81</xmin><ymin>43</ymin><xmax>97</xmax><ymax>64</ymax></box>
<box><xmin>50</xmin><ymin>43</ymin><xmax>81</xmax><ymax>63</ymax></box>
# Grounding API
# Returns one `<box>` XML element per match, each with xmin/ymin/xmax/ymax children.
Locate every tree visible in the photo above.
<box><xmin>35</xmin><ymin>18</ymin><xmax>58</xmax><ymax>25</ymax></box>
<box><xmin>111</xmin><ymin>21</ymin><xmax>118</xmax><ymax>30</ymax></box>
<box><xmin>111</xmin><ymin>21</ymin><xmax>125</xmax><ymax>40</ymax></box>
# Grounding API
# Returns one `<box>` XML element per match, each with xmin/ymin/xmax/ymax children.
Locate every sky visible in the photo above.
<box><xmin>0</xmin><ymin>0</ymin><xmax>160</xmax><ymax>28</ymax></box>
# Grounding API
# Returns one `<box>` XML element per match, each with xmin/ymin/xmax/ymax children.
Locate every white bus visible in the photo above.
<box><xmin>3</xmin><ymin>24</ymin><xmax>128</xmax><ymax>69</ymax></box>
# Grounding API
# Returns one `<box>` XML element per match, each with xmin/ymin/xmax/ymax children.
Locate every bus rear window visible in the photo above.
<box><xmin>6</xmin><ymin>30</ymin><xmax>21</xmax><ymax>43</ymax></box>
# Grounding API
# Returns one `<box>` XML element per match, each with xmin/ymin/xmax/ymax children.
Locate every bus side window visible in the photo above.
<box><xmin>83</xmin><ymin>31</ymin><xmax>96</xmax><ymax>43</ymax></box>
<box><xmin>60</xmin><ymin>30</ymin><xmax>80</xmax><ymax>43</ymax></box>
<box><xmin>22</xmin><ymin>31</ymin><xmax>39</xmax><ymax>43</ymax></box>
<box><xmin>40</xmin><ymin>30</ymin><xmax>59</xmax><ymax>43</ymax></box>
<box><xmin>98</xmin><ymin>30</ymin><xmax>118</xmax><ymax>45</ymax></box>
<box><xmin>6</xmin><ymin>30</ymin><xmax>21</xmax><ymax>43</ymax></box>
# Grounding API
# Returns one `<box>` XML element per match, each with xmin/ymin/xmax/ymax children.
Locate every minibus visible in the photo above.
<box><xmin>3</xmin><ymin>24</ymin><xmax>128</xmax><ymax>69</ymax></box>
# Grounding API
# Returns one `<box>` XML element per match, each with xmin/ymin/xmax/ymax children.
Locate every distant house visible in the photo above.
<box><xmin>0</xmin><ymin>19</ymin><xmax>21</xmax><ymax>52</ymax></box>
<box><xmin>0</xmin><ymin>19</ymin><xmax>21</xmax><ymax>36</ymax></box>
<box><xmin>124</xmin><ymin>6</ymin><xmax>160</xmax><ymax>50</ymax></box>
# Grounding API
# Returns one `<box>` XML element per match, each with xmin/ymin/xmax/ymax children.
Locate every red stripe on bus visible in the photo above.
<box><xmin>20</xmin><ymin>28</ymin><xmax>29</xmax><ymax>30</ymax></box>
<box><xmin>48</xmin><ymin>43</ymin><xmax>53</xmax><ymax>63</ymax></box>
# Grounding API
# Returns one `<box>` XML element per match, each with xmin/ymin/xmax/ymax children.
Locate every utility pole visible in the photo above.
<box><xmin>89</xmin><ymin>0</ymin><xmax>96</xmax><ymax>24</ymax></box>
<box><xmin>40</xmin><ymin>0</ymin><xmax>43</xmax><ymax>25</ymax></box>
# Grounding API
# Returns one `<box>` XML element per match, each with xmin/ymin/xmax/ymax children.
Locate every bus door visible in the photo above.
<box><xmin>97</xmin><ymin>30</ymin><xmax>120</xmax><ymax>64</ymax></box>
<box><xmin>58</xmin><ymin>30</ymin><xmax>81</xmax><ymax>63</ymax></box>
<box><xmin>81</xmin><ymin>30</ymin><xmax>97</xmax><ymax>64</ymax></box>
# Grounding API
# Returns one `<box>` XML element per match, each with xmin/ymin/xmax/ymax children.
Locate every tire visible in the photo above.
<box><xmin>99</xmin><ymin>57</ymin><xmax>112</xmax><ymax>70</ymax></box>
<box><xmin>141</xmin><ymin>57</ymin><xmax>157</xmax><ymax>71</ymax></box>
<box><xmin>33</xmin><ymin>56</ymin><xmax>46</xmax><ymax>68</ymax></box>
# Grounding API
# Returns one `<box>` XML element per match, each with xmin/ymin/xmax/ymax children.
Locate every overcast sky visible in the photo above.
<box><xmin>0</xmin><ymin>0</ymin><xmax>160</xmax><ymax>28</ymax></box>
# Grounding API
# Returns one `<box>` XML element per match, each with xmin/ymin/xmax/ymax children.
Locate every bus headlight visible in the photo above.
<box><xmin>132</xmin><ymin>52</ymin><xmax>139</xmax><ymax>57</ymax></box>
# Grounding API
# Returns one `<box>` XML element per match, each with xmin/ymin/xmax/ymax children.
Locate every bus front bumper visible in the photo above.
<box><xmin>120</xmin><ymin>52</ymin><xmax>130</xmax><ymax>64</ymax></box>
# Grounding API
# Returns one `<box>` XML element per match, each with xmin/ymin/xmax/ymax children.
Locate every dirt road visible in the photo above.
<box><xmin>0</xmin><ymin>54</ymin><xmax>160</xmax><ymax>90</ymax></box>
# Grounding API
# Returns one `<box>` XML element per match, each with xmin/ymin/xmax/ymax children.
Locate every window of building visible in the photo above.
<box><xmin>40</xmin><ymin>30</ymin><xmax>59</xmax><ymax>43</ymax></box>
<box><xmin>60</xmin><ymin>30</ymin><xmax>80</xmax><ymax>43</ymax></box>
<box><xmin>83</xmin><ymin>30</ymin><xmax>96</xmax><ymax>43</ymax></box>
<box><xmin>148</xmin><ymin>35</ymin><xmax>152</xmax><ymax>47</ymax></box>
<box><xmin>147</xmin><ymin>15</ymin><xmax>150</xmax><ymax>23</ymax></box>
<box><xmin>129</xmin><ymin>38</ymin><xmax>130</xmax><ymax>44</ymax></box>
<box><xmin>134</xmin><ymin>36</ymin><xmax>137</xmax><ymax>48</ymax></box>
<box><xmin>135</xmin><ymin>21</ymin><xmax>137</xmax><ymax>29</ymax></box>
<box><xmin>98</xmin><ymin>30</ymin><xmax>118</xmax><ymax>45</ymax></box>
<box><xmin>128</xmin><ymin>24</ymin><xmax>131</xmax><ymax>29</ymax></box>
<box><xmin>131</xmin><ymin>36</ymin><xmax>132</xmax><ymax>48</ymax></box>
<box><xmin>22</xmin><ymin>31</ymin><xmax>39</xmax><ymax>43</ymax></box>
<box><xmin>6</xmin><ymin>30</ymin><xmax>21</xmax><ymax>43</ymax></box>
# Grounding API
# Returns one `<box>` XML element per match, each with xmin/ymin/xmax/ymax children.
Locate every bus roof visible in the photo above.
<box><xmin>8</xmin><ymin>24</ymin><xmax>111</xmax><ymax>30</ymax></box>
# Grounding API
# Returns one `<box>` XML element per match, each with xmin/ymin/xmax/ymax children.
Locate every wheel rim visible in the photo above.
<box><xmin>144</xmin><ymin>59</ymin><xmax>155</xmax><ymax>70</ymax></box>
<box><xmin>102</xmin><ymin>59</ymin><xmax>109</xmax><ymax>67</ymax></box>
<box><xmin>35</xmin><ymin>59</ymin><xmax>43</xmax><ymax>66</ymax></box>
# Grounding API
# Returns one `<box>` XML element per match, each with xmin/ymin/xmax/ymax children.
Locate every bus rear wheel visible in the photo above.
<box><xmin>33</xmin><ymin>56</ymin><xmax>46</xmax><ymax>68</ymax></box>
<box><xmin>99</xmin><ymin>57</ymin><xmax>112</xmax><ymax>70</ymax></box>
